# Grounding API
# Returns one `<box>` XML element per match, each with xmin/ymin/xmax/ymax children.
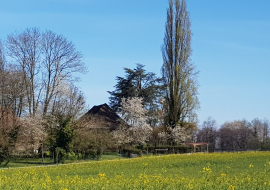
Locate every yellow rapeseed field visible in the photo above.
<box><xmin>1</xmin><ymin>151</ymin><xmax>270</xmax><ymax>189</ymax></box>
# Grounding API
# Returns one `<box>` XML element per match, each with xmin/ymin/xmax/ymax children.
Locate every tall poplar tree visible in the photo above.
<box><xmin>161</xmin><ymin>0</ymin><xmax>199</xmax><ymax>128</ymax></box>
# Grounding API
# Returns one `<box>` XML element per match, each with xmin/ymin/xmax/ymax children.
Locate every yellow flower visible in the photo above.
<box><xmin>98</xmin><ymin>173</ymin><xmax>106</xmax><ymax>178</ymax></box>
<box><xmin>249</xmin><ymin>164</ymin><xmax>254</xmax><ymax>168</ymax></box>
<box><xmin>143</xmin><ymin>163</ymin><xmax>148</xmax><ymax>166</ymax></box>
<box><xmin>221</xmin><ymin>173</ymin><xmax>226</xmax><ymax>177</ymax></box>
<box><xmin>229</xmin><ymin>185</ymin><xmax>235</xmax><ymax>190</ymax></box>
<box><xmin>203</xmin><ymin>167</ymin><xmax>211</xmax><ymax>172</ymax></box>
<box><xmin>188</xmin><ymin>183</ymin><xmax>193</xmax><ymax>189</ymax></box>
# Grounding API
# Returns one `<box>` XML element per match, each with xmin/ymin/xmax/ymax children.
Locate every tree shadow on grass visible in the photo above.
<box><xmin>13</xmin><ymin>161</ymin><xmax>54</xmax><ymax>165</ymax></box>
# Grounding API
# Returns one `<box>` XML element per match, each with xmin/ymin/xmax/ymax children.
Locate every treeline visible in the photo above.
<box><xmin>197</xmin><ymin>117</ymin><xmax>270</xmax><ymax>152</ymax></box>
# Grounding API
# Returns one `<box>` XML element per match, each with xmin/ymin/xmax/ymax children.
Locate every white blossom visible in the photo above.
<box><xmin>112</xmin><ymin>97</ymin><xmax>152</xmax><ymax>145</ymax></box>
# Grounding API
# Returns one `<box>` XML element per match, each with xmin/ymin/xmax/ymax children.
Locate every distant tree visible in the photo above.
<box><xmin>167</xmin><ymin>126</ymin><xmax>189</xmax><ymax>144</ymax></box>
<box><xmin>249</xmin><ymin>118</ymin><xmax>269</xmax><ymax>149</ymax></box>
<box><xmin>197</xmin><ymin>117</ymin><xmax>218</xmax><ymax>152</ymax></box>
<box><xmin>161</xmin><ymin>0</ymin><xmax>199</xmax><ymax>128</ymax></box>
<box><xmin>261</xmin><ymin>119</ymin><xmax>270</xmax><ymax>149</ymax></box>
<box><xmin>218</xmin><ymin>120</ymin><xmax>252</xmax><ymax>151</ymax></box>
<box><xmin>108</xmin><ymin>64</ymin><xmax>163</xmax><ymax>127</ymax></box>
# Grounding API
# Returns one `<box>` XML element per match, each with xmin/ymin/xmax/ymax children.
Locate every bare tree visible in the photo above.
<box><xmin>250</xmin><ymin>118</ymin><xmax>269</xmax><ymax>149</ymax></box>
<box><xmin>219</xmin><ymin>120</ymin><xmax>252</xmax><ymax>151</ymax></box>
<box><xmin>41</xmin><ymin>30</ymin><xmax>85</xmax><ymax>116</ymax></box>
<box><xmin>161</xmin><ymin>0</ymin><xmax>199</xmax><ymax>128</ymax></box>
<box><xmin>0</xmin><ymin>41</ymin><xmax>4</xmax><ymax>71</ymax></box>
<box><xmin>6</xmin><ymin>28</ymin><xmax>42</xmax><ymax>117</ymax></box>
<box><xmin>261</xmin><ymin>119</ymin><xmax>269</xmax><ymax>149</ymax></box>
<box><xmin>6</xmin><ymin>28</ymin><xmax>86</xmax><ymax>118</ymax></box>
<box><xmin>0</xmin><ymin>41</ymin><xmax>26</xmax><ymax>117</ymax></box>
<box><xmin>197</xmin><ymin>117</ymin><xmax>218</xmax><ymax>152</ymax></box>
<box><xmin>50</xmin><ymin>83</ymin><xmax>86</xmax><ymax>119</ymax></box>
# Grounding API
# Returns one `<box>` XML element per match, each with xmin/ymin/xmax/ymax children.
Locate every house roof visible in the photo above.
<box><xmin>82</xmin><ymin>103</ymin><xmax>125</xmax><ymax>130</ymax></box>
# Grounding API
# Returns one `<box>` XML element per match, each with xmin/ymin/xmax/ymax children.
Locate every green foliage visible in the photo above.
<box><xmin>56</xmin><ymin>118</ymin><xmax>74</xmax><ymax>153</ymax></box>
<box><xmin>66</xmin><ymin>152</ymin><xmax>78</xmax><ymax>162</ymax></box>
<box><xmin>84</xmin><ymin>145</ymin><xmax>104</xmax><ymax>160</ymax></box>
<box><xmin>45</xmin><ymin>115</ymin><xmax>76</xmax><ymax>163</ymax></box>
<box><xmin>55</xmin><ymin>147</ymin><xmax>78</xmax><ymax>164</ymax></box>
<box><xmin>55</xmin><ymin>147</ymin><xmax>66</xmax><ymax>164</ymax></box>
<box><xmin>73</xmin><ymin>128</ymin><xmax>114</xmax><ymax>161</ymax></box>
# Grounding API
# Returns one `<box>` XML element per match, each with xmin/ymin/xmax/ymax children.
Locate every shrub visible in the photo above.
<box><xmin>122</xmin><ymin>147</ymin><xmax>142</xmax><ymax>158</ymax></box>
<box><xmin>84</xmin><ymin>146</ymin><xmax>104</xmax><ymax>161</ymax></box>
<box><xmin>66</xmin><ymin>152</ymin><xmax>78</xmax><ymax>162</ymax></box>
<box><xmin>55</xmin><ymin>147</ymin><xmax>66</xmax><ymax>164</ymax></box>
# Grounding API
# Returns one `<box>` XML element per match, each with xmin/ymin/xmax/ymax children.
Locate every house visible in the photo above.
<box><xmin>81</xmin><ymin>103</ymin><xmax>126</xmax><ymax>130</ymax></box>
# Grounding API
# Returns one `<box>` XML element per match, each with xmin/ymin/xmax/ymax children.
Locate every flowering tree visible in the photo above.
<box><xmin>120</xmin><ymin>97</ymin><xmax>147</xmax><ymax>127</ymax></box>
<box><xmin>18</xmin><ymin>116</ymin><xmax>47</xmax><ymax>152</ymax></box>
<box><xmin>112</xmin><ymin>97</ymin><xmax>152</xmax><ymax>146</ymax></box>
<box><xmin>157</xmin><ymin>126</ymin><xmax>189</xmax><ymax>145</ymax></box>
<box><xmin>111</xmin><ymin>124</ymin><xmax>133</xmax><ymax>146</ymax></box>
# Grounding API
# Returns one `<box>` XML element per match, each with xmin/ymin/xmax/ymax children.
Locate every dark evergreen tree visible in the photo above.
<box><xmin>108</xmin><ymin>64</ymin><xmax>164</xmax><ymax>127</ymax></box>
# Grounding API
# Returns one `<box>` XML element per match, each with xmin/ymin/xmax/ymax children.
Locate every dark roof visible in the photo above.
<box><xmin>82</xmin><ymin>103</ymin><xmax>125</xmax><ymax>130</ymax></box>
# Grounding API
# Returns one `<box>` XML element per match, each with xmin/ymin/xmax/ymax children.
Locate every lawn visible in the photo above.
<box><xmin>1</xmin><ymin>152</ymin><xmax>270</xmax><ymax>189</ymax></box>
<box><xmin>0</xmin><ymin>152</ymin><xmax>122</xmax><ymax>168</ymax></box>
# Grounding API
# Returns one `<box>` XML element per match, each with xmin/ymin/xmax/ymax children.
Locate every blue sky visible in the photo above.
<box><xmin>1</xmin><ymin>0</ymin><xmax>270</xmax><ymax>126</ymax></box>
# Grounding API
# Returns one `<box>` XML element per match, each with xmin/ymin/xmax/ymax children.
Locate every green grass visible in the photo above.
<box><xmin>0</xmin><ymin>157</ymin><xmax>54</xmax><ymax>168</ymax></box>
<box><xmin>0</xmin><ymin>152</ymin><xmax>123</xmax><ymax>169</ymax></box>
<box><xmin>1</xmin><ymin>152</ymin><xmax>270</xmax><ymax>189</ymax></box>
